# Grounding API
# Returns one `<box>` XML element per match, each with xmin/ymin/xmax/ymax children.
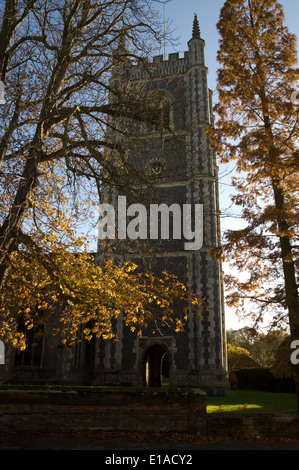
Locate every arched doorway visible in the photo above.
<box><xmin>142</xmin><ymin>344</ymin><xmax>170</xmax><ymax>387</ymax></box>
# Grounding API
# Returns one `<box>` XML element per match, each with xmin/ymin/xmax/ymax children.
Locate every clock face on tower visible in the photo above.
<box><xmin>151</xmin><ymin>161</ymin><xmax>163</xmax><ymax>175</ymax></box>
<box><xmin>149</xmin><ymin>155</ymin><xmax>166</xmax><ymax>177</ymax></box>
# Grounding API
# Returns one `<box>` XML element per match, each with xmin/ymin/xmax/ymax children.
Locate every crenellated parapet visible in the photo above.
<box><xmin>113</xmin><ymin>36</ymin><xmax>206</xmax><ymax>81</ymax></box>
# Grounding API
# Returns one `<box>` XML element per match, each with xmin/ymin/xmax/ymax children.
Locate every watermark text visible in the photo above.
<box><xmin>97</xmin><ymin>196</ymin><xmax>203</xmax><ymax>251</ymax></box>
<box><xmin>0</xmin><ymin>81</ymin><xmax>4</xmax><ymax>104</ymax></box>
<box><xmin>0</xmin><ymin>340</ymin><xmax>4</xmax><ymax>364</ymax></box>
<box><xmin>291</xmin><ymin>81</ymin><xmax>299</xmax><ymax>105</ymax></box>
<box><xmin>290</xmin><ymin>340</ymin><xmax>299</xmax><ymax>365</ymax></box>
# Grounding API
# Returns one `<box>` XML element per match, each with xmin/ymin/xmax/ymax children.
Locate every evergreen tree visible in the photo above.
<box><xmin>210</xmin><ymin>0</ymin><xmax>299</xmax><ymax>407</ymax></box>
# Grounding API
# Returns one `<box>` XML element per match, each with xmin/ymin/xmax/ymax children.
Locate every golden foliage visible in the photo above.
<box><xmin>0</xmin><ymin>247</ymin><xmax>200</xmax><ymax>350</ymax></box>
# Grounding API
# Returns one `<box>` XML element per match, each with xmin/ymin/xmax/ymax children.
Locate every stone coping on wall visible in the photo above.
<box><xmin>0</xmin><ymin>385</ymin><xmax>206</xmax><ymax>397</ymax></box>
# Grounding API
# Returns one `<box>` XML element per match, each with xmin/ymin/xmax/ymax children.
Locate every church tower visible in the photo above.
<box><xmin>95</xmin><ymin>15</ymin><xmax>228</xmax><ymax>395</ymax></box>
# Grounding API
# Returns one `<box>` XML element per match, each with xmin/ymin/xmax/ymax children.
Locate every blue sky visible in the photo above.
<box><xmin>157</xmin><ymin>0</ymin><xmax>298</xmax><ymax>95</ymax></box>
<box><xmin>154</xmin><ymin>0</ymin><xmax>299</xmax><ymax>330</ymax></box>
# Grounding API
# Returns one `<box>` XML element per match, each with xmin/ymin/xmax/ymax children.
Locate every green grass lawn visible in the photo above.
<box><xmin>207</xmin><ymin>390</ymin><xmax>298</xmax><ymax>414</ymax></box>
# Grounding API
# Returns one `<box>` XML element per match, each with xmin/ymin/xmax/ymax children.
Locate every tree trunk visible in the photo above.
<box><xmin>272</xmin><ymin>178</ymin><xmax>299</xmax><ymax>410</ymax></box>
<box><xmin>0</xmin><ymin>152</ymin><xmax>39</xmax><ymax>291</ymax></box>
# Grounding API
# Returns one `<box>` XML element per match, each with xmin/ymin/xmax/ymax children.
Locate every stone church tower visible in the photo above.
<box><xmin>95</xmin><ymin>15</ymin><xmax>228</xmax><ymax>395</ymax></box>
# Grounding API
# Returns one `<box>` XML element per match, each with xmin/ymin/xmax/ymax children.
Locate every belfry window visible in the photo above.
<box><xmin>141</xmin><ymin>90</ymin><xmax>172</xmax><ymax>132</ymax></box>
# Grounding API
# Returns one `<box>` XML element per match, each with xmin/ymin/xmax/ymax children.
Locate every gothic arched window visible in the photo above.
<box><xmin>141</xmin><ymin>90</ymin><xmax>172</xmax><ymax>132</ymax></box>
